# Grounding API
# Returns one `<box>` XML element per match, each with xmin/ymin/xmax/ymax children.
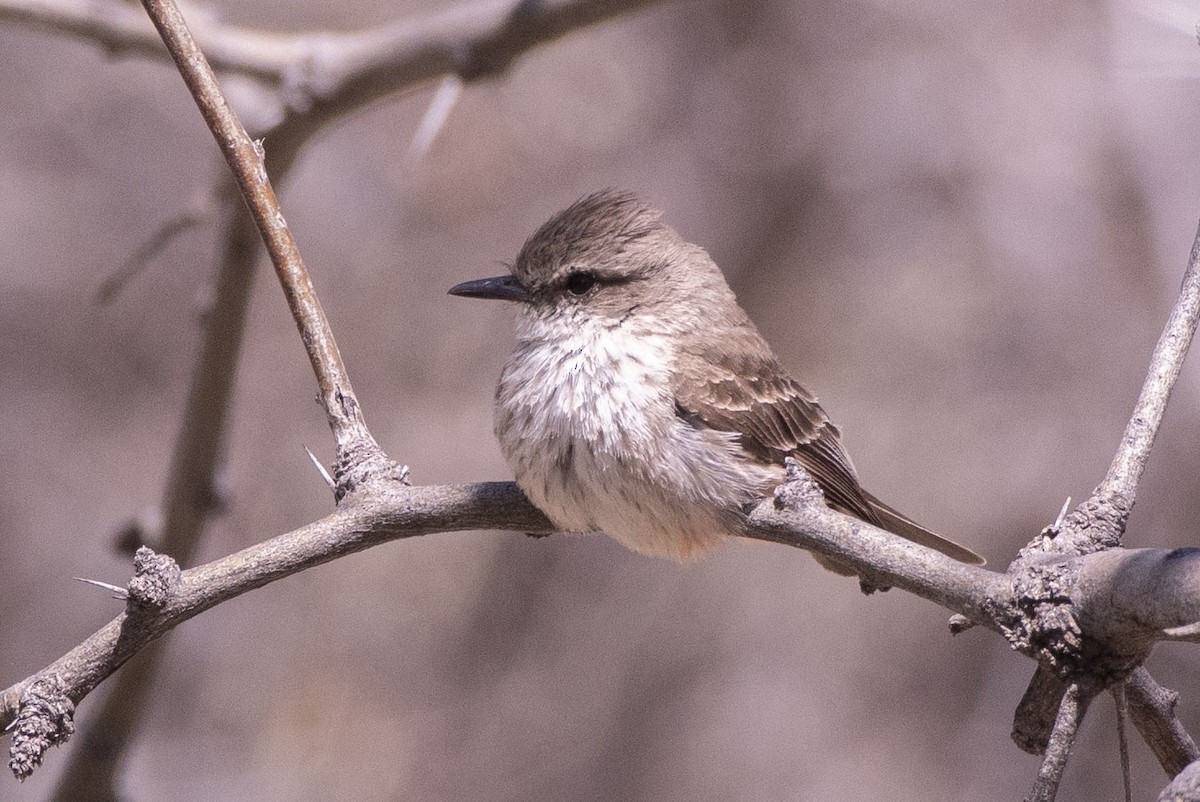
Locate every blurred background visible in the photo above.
<box><xmin>3</xmin><ymin>0</ymin><xmax>1200</xmax><ymax>798</ymax></box>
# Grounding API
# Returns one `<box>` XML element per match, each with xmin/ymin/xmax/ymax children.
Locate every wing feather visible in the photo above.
<box><xmin>670</xmin><ymin>331</ymin><xmax>985</xmax><ymax>566</ymax></box>
<box><xmin>671</xmin><ymin>339</ymin><xmax>878</xmax><ymax>524</ymax></box>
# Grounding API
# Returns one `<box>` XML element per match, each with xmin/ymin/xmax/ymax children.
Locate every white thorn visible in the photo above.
<box><xmin>1054</xmin><ymin>496</ymin><xmax>1072</xmax><ymax>530</ymax></box>
<box><xmin>72</xmin><ymin>577</ymin><xmax>129</xmax><ymax>599</ymax></box>
<box><xmin>407</xmin><ymin>74</ymin><xmax>464</xmax><ymax>162</ymax></box>
<box><xmin>305</xmin><ymin>445</ymin><xmax>336</xmax><ymax>491</ymax></box>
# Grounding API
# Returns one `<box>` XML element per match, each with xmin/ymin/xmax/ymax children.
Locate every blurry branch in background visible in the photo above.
<box><xmin>0</xmin><ymin>0</ymin><xmax>666</xmax><ymax>797</ymax></box>
<box><xmin>0</xmin><ymin>0</ymin><xmax>290</xmax><ymax>81</ymax></box>
<box><xmin>0</xmin><ymin>0</ymin><xmax>665</xmax><ymax>127</ymax></box>
<box><xmin>94</xmin><ymin>186</ymin><xmax>218</xmax><ymax>305</ymax></box>
<box><xmin>3</xmin><ymin>2</ymin><xmax>1200</xmax><ymax>802</ymax></box>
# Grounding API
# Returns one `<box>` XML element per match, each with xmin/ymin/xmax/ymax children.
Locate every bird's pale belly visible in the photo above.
<box><xmin>494</xmin><ymin>327</ymin><xmax>779</xmax><ymax>561</ymax></box>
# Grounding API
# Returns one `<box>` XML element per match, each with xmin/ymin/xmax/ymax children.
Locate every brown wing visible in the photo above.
<box><xmin>670</xmin><ymin>341</ymin><xmax>879</xmax><ymax>525</ymax></box>
<box><xmin>672</xmin><ymin>336</ymin><xmax>986</xmax><ymax>566</ymax></box>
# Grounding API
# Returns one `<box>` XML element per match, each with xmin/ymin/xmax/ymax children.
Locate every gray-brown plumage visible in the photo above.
<box><xmin>450</xmin><ymin>190</ymin><xmax>983</xmax><ymax>568</ymax></box>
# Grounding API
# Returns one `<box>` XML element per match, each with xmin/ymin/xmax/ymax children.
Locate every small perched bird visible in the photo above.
<box><xmin>450</xmin><ymin>190</ymin><xmax>982</xmax><ymax>568</ymax></box>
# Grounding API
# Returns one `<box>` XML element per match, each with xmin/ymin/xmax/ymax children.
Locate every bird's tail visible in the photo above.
<box><xmin>860</xmin><ymin>490</ymin><xmax>985</xmax><ymax>565</ymax></box>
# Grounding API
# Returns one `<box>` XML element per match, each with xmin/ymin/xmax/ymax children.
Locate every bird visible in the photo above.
<box><xmin>449</xmin><ymin>189</ymin><xmax>983</xmax><ymax>569</ymax></box>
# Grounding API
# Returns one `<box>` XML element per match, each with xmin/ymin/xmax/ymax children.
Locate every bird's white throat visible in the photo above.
<box><xmin>497</xmin><ymin>314</ymin><xmax>677</xmax><ymax>484</ymax></box>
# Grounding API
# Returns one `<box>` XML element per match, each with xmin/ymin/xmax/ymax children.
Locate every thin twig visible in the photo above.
<box><xmin>1029</xmin><ymin>681</ymin><xmax>1090</xmax><ymax>802</ymax></box>
<box><xmin>139</xmin><ymin>0</ymin><xmax>372</xmax><ymax>458</ymax></box>
<box><xmin>1114</xmin><ymin>684</ymin><xmax>1132</xmax><ymax>802</ymax></box>
<box><xmin>1100</xmin><ymin>219</ymin><xmax>1200</xmax><ymax>503</ymax></box>
<box><xmin>96</xmin><ymin>188</ymin><xmax>215</xmax><ymax>305</ymax></box>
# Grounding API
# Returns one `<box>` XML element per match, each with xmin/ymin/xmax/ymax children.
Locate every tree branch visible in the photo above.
<box><xmin>48</xmin><ymin>183</ymin><xmax>257</xmax><ymax>799</ymax></box>
<box><xmin>4</xmin><ymin>476</ymin><xmax>1199</xmax><ymax>765</ymax></box>
<box><xmin>139</xmin><ymin>0</ymin><xmax>387</xmax><ymax>488</ymax></box>
<box><xmin>1101</xmin><ymin>219</ymin><xmax>1200</xmax><ymax>505</ymax></box>
<box><xmin>1158</xmin><ymin>757</ymin><xmax>1200</xmax><ymax>801</ymax></box>
<box><xmin>1028</xmin><ymin>220</ymin><xmax>1200</xmax><ymax>560</ymax></box>
<box><xmin>0</xmin><ymin>482</ymin><xmax>548</xmax><ymax>733</ymax></box>
<box><xmin>1128</xmin><ymin>667</ymin><xmax>1200</xmax><ymax>778</ymax></box>
<box><xmin>1001</xmin><ymin>219</ymin><xmax>1200</xmax><ymax>796</ymax></box>
<box><xmin>1028</xmin><ymin>681</ymin><xmax>1092</xmax><ymax>802</ymax></box>
<box><xmin>0</xmin><ymin>0</ymin><xmax>667</xmax><ymax>125</ymax></box>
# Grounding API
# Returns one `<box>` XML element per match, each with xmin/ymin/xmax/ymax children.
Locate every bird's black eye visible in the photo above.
<box><xmin>565</xmin><ymin>271</ymin><xmax>597</xmax><ymax>295</ymax></box>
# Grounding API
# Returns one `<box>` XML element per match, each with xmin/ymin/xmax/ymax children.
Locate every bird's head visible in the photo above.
<box><xmin>449</xmin><ymin>189</ymin><xmax>740</xmax><ymax>336</ymax></box>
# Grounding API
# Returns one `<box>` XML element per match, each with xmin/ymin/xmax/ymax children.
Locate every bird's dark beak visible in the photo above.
<box><xmin>448</xmin><ymin>274</ymin><xmax>530</xmax><ymax>303</ymax></box>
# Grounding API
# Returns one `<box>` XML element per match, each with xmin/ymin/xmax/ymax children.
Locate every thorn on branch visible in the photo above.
<box><xmin>1053</xmin><ymin>497</ymin><xmax>1072</xmax><ymax>531</ymax></box>
<box><xmin>72</xmin><ymin>577</ymin><xmax>130</xmax><ymax>600</ymax></box>
<box><xmin>126</xmin><ymin>546</ymin><xmax>181</xmax><ymax>610</ymax></box>
<box><xmin>1019</xmin><ymin>492</ymin><xmax>1130</xmax><ymax>560</ymax></box>
<box><xmin>1163</xmin><ymin>620</ymin><xmax>1200</xmax><ymax>640</ymax></box>
<box><xmin>305</xmin><ymin>445</ymin><xmax>336</xmax><ymax>491</ymax></box>
<box><xmin>7</xmin><ymin>676</ymin><xmax>74</xmax><ymax>782</ymax></box>
<box><xmin>1036</xmin><ymin>497</ymin><xmax>1073</xmax><ymax>547</ymax></box>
